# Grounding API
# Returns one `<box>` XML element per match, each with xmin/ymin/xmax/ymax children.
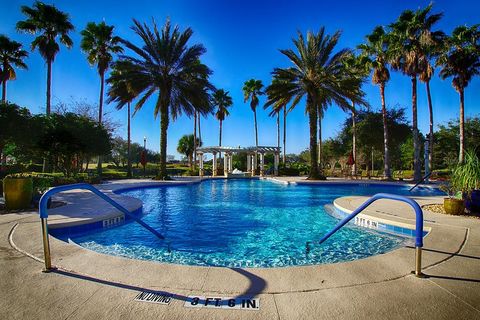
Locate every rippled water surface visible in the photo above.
<box><xmin>64</xmin><ymin>180</ymin><xmax>443</xmax><ymax>267</ymax></box>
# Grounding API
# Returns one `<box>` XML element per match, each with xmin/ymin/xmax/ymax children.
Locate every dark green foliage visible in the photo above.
<box><xmin>177</xmin><ymin>134</ymin><xmax>201</xmax><ymax>167</ymax></box>
<box><xmin>434</xmin><ymin>117</ymin><xmax>480</xmax><ymax>169</ymax></box>
<box><xmin>36</xmin><ymin>113</ymin><xmax>111</xmax><ymax>176</ymax></box>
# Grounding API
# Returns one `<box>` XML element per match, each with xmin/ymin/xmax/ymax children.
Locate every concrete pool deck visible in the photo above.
<box><xmin>1</xmin><ymin>178</ymin><xmax>480</xmax><ymax>319</ymax></box>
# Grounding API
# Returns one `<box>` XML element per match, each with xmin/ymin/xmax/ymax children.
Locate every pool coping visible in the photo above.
<box><xmin>7</xmin><ymin>178</ymin><xmax>470</xmax><ymax>295</ymax></box>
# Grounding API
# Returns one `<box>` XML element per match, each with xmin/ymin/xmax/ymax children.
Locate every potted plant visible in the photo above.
<box><xmin>442</xmin><ymin>151</ymin><xmax>480</xmax><ymax>215</ymax></box>
<box><xmin>441</xmin><ymin>183</ymin><xmax>464</xmax><ymax>215</ymax></box>
<box><xmin>2</xmin><ymin>174</ymin><xmax>33</xmax><ymax>210</ymax></box>
<box><xmin>457</xmin><ymin>151</ymin><xmax>480</xmax><ymax>213</ymax></box>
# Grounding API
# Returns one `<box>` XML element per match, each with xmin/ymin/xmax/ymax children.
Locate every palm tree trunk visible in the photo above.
<box><xmin>97</xmin><ymin>71</ymin><xmax>105</xmax><ymax>176</ymax></box>
<box><xmin>46</xmin><ymin>59</ymin><xmax>52</xmax><ymax>115</ymax></box>
<box><xmin>198</xmin><ymin>113</ymin><xmax>202</xmax><ymax>145</ymax></box>
<box><xmin>193</xmin><ymin>111</ymin><xmax>197</xmax><ymax>169</ymax></box>
<box><xmin>2</xmin><ymin>80</ymin><xmax>6</xmax><ymax>102</ymax></box>
<box><xmin>307</xmin><ymin>95</ymin><xmax>319</xmax><ymax>179</ymax></box>
<box><xmin>277</xmin><ymin>112</ymin><xmax>280</xmax><ymax>150</ymax></box>
<box><xmin>351</xmin><ymin>106</ymin><xmax>357</xmax><ymax>176</ymax></box>
<box><xmin>254</xmin><ymin>110</ymin><xmax>258</xmax><ymax>148</ymax></box>
<box><xmin>412</xmin><ymin>76</ymin><xmax>421</xmax><ymax>182</ymax></box>
<box><xmin>219</xmin><ymin>119</ymin><xmax>222</xmax><ymax>170</ymax></box>
<box><xmin>317</xmin><ymin>109</ymin><xmax>322</xmax><ymax>169</ymax></box>
<box><xmin>426</xmin><ymin>80</ymin><xmax>434</xmax><ymax>171</ymax></box>
<box><xmin>283</xmin><ymin>104</ymin><xmax>286</xmax><ymax>164</ymax></box>
<box><xmin>127</xmin><ymin>102</ymin><xmax>132</xmax><ymax>178</ymax></box>
<box><xmin>459</xmin><ymin>88</ymin><xmax>465</xmax><ymax>163</ymax></box>
<box><xmin>380</xmin><ymin>83</ymin><xmax>391</xmax><ymax>179</ymax></box>
<box><xmin>159</xmin><ymin>98</ymin><xmax>169</xmax><ymax>179</ymax></box>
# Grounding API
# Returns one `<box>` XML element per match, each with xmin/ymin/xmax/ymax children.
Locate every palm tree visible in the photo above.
<box><xmin>342</xmin><ymin>52</ymin><xmax>369</xmax><ymax>177</ymax></box>
<box><xmin>177</xmin><ymin>134</ymin><xmax>201</xmax><ymax>168</ymax></box>
<box><xmin>389</xmin><ymin>4</ymin><xmax>443</xmax><ymax>182</ymax></box>
<box><xmin>0</xmin><ymin>35</ymin><xmax>28</xmax><ymax>102</ymax></box>
<box><xmin>419</xmin><ymin>28</ymin><xmax>446</xmax><ymax>172</ymax></box>
<box><xmin>243</xmin><ymin>79</ymin><xmax>264</xmax><ymax>149</ymax></box>
<box><xmin>212</xmin><ymin>89</ymin><xmax>233</xmax><ymax>164</ymax></box>
<box><xmin>81</xmin><ymin>21</ymin><xmax>123</xmax><ymax>175</ymax></box>
<box><xmin>269</xmin><ymin>28</ymin><xmax>366</xmax><ymax>179</ymax></box>
<box><xmin>265</xmin><ymin>77</ymin><xmax>290</xmax><ymax>164</ymax></box>
<box><xmin>118</xmin><ymin>19</ymin><xmax>214</xmax><ymax>179</ymax></box>
<box><xmin>16</xmin><ymin>1</ymin><xmax>74</xmax><ymax>115</ymax></box>
<box><xmin>81</xmin><ymin>22</ymin><xmax>123</xmax><ymax>124</ymax></box>
<box><xmin>359</xmin><ymin>26</ymin><xmax>393</xmax><ymax>179</ymax></box>
<box><xmin>106</xmin><ymin>60</ymin><xmax>137</xmax><ymax>178</ymax></box>
<box><xmin>438</xmin><ymin>25</ymin><xmax>480</xmax><ymax>163</ymax></box>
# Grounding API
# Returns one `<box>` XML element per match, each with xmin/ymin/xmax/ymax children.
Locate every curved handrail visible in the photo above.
<box><xmin>39</xmin><ymin>183</ymin><xmax>165</xmax><ymax>240</ymax></box>
<box><xmin>316</xmin><ymin>193</ymin><xmax>425</xmax><ymax>276</ymax></box>
<box><xmin>38</xmin><ymin>183</ymin><xmax>166</xmax><ymax>271</ymax></box>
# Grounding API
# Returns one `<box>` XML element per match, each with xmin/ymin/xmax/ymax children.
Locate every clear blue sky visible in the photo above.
<box><xmin>1</xmin><ymin>0</ymin><xmax>479</xmax><ymax>159</ymax></box>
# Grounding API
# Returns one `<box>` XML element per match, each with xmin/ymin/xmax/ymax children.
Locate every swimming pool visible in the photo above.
<box><xmin>55</xmin><ymin>179</ymin><xmax>443</xmax><ymax>268</ymax></box>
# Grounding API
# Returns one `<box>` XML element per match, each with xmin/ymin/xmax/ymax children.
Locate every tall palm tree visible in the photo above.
<box><xmin>389</xmin><ymin>4</ymin><xmax>443</xmax><ymax>182</ymax></box>
<box><xmin>342</xmin><ymin>52</ymin><xmax>369</xmax><ymax>177</ymax></box>
<box><xmin>359</xmin><ymin>26</ymin><xmax>393</xmax><ymax>179</ymax></box>
<box><xmin>81</xmin><ymin>21</ymin><xmax>123</xmax><ymax>124</ymax></box>
<box><xmin>265</xmin><ymin>77</ymin><xmax>290</xmax><ymax>164</ymax></box>
<box><xmin>0</xmin><ymin>35</ymin><xmax>28</xmax><ymax>102</ymax></box>
<box><xmin>268</xmin><ymin>28</ymin><xmax>366</xmax><ymax>179</ymax></box>
<box><xmin>416</xmin><ymin>8</ymin><xmax>445</xmax><ymax>174</ymax></box>
<box><xmin>16</xmin><ymin>1</ymin><xmax>74</xmax><ymax>115</ymax></box>
<box><xmin>118</xmin><ymin>19</ymin><xmax>214</xmax><ymax>179</ymax></box>
<box><xmin>438</xmin><ymin>25</ymin><xmax>480</xmax><ymax>163</ymax></box>
<box><xmin>81</xmin><ymin>21</ymin><xmax>123</xmax><ymax>175</ymax></box>
<box><xmin>242</xmin><ymin>79</ymin><xmax>264</xmax><ymax>149</ymax></box>
<box><xmin>212</xmin><ymin>89</ymin><xmax>233</xmax><ymax>164</ymax></box>
<box><xmin>106</xmin><ymin>60</ymin><xmax>137</xmax><ymax>178</ymax></box>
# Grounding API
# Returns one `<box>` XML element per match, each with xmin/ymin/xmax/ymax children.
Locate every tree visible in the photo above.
<box><xmin>359</xmin><ymin>26</ymin><xmax>393</xmax><ymax>179</ymax></box>
<box><xmin>242</xmin><ymin>79</ymin><xmax>264</xmax><ymax>149</ymax></box>
<box><xmin>36</xmin><ymin>113</ymin><xmax>111</xmax><ymax>176</ymax></box>
<box><xmin>0</xmin><ymin>35</ymin><xmax>28</xmax><ymax>102</ymax></box>
<box><xmin>212</xmin><ymin>89</ymin><xmax>233</xmax><ymax>163</ymax></box>
<box><xmin>265</xmin><ymin>77</ymin><xmax>291</xmax><ymax>164</ymax></box>
<box><xmin>16</xmin><ymin>1</ymin><xmax>74</xmax><ymax>115</ymax></box>
<box><xmin>117</xmin><ymin>19</ymin><xmax>214</xmax><ymax>179</ymax></box>
<box><xmin>177</xmin><ymin>134</ymin><xmax>201</xmax><ymax>168</ymax></box>
<box><xmin>0</xmin><ymin>102</ymin><xmax>32</xmax><ymax>170</ymax></box>
<box><xmin>389</xmin><ymin>4</ymin><xmax>443</xmax><ymax>181</ymax></box>
<box><xmin>80</xmin><ymin>21</ymin><xmax>123</xmax><ymax>175</ymax></box>
<box><xmin>337</xmin><ymin>108</ymin><xmax>412</xmax><ymax>171</ymax></box>
<box><xmin>107</xmin><ymin>61</ymin><xmax>138</xmax><ymax>178</ymax></box>
<box><xmin>437</xmin><ymin>25</ymin><xmax>480</xmax><ymax>163</ymax></box>
<box><xmin>268</xmin><ymin>28</ymin><xmax>366</xmax><ymax>179</ymax></box>
<box><xmin>341</xmin><ymin>52</ymin><xmax>369</xmax><ymax>176</ymax></box>
<box><xmin>434</xmin><ymin>117</ymin><xmax>480</xmax><ymax>169</ymax></box>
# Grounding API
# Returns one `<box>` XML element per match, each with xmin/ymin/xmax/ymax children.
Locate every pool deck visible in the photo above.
<box><xmin>1</xmin><ymin>178</ymin><xmax>480</xmax><ymax>319</ymax></box>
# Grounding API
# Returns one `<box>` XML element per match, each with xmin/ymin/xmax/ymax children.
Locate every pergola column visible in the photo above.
<box><xmin>198</xmin><ymin>152</ymin><xmax>204</xmax><ymax>177</ymax></box>
<box><xmin>228</xmin><ymin>154</ymin><xmax>233</xmax><ymax>172</ymax></box>
<box><xmin>274</xmin><ymin>152</ymin><xmax>279</xmax><ymax>176</ymax></box>
<box><xmin>246</xmin><ymin>154</ymin><xmax>251</xmax><ymax>173</ymax></box>
<box><xmin>252</xmin><ymin>152</ymin><xmax>257</xmax><ymax>176</ymax></box>
<box><xmin>224</xmin><ymin>153</ymin><xmax>229</xmax><ymax>177</ymax></box>
<box><xmin>212</xmin><ymin>152</ymin><xmax>217</xmax><ymax>177</ymax></box>
<box><xmin>259</xmin><ymin>152</ymin><xmax>265</xmax><ymax>176</ymax></box>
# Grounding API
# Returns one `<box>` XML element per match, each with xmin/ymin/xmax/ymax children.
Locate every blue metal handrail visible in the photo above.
<box><xmin>316</xmin><ymin>193</ymin><xmax>425</xmax><ymax>277</ymax></box>
<box><xmin>38</xmin><ymin>183</ymin><xmax>165</xmax><ymax>271</ymax></box>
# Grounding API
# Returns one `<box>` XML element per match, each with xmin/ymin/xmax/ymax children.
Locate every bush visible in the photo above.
<box><xmin>183</xmin><ymin>168</ymin><xmax>199</xmax><ymax>176</ymax></box>
<box><xmin>279</xmin><ymin>165</ymin><xmax>300</xmax><ymax>176</ymax></box>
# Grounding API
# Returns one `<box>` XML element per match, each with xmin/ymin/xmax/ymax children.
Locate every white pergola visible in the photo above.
<box><xmin>196</xmin><ymin>146</ymin><xmax>281</xmax><ymax>177</ymax></box>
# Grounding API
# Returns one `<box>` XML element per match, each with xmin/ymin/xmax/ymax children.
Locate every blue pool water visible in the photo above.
<box><xmin>59</xmin><ymin>180</ymin><xmax>443</xmax><ymax>268</ymax></box>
